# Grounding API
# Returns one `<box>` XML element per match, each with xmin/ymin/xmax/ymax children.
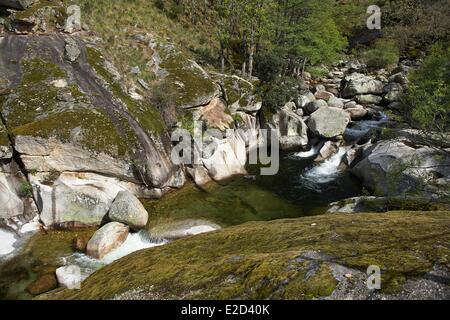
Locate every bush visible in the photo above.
<box><xmin>306</xmin><ymin>66</ymin><xmax>329</xmax><ymax>79</ymax></box>
<box><xmin>256</xmin><ymin>77</ymin><xmax>298</xmax><ymax>113</ymax></box>
<box><xmin>356</xmin><ymin>39</ymin><xmax>399</xmax><ymax>69</ymax></box>
<box><xmin>400</xmin><ymin>43</ymin><xmax>450</xmax><ymax>148</ymax></box>
<box><xmin>19</xmin><ymin>182</ymin><xmax>33</xmax><ymax>198</ymax></box>
<box><xmin>254</xmin><ymin>50</ymin><xmax>285</xmax><ymax>83</ymax></box>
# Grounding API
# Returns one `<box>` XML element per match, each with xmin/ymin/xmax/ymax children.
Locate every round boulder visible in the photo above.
<box><xmin>307</xmin><ymin>107</ymin><xmax>350</xmax><ymax>139</ymax></box>
<box><xmin>26</xmin><ymin>274</ymin><xmax>58</xmax><ymax>296</ymax></box>
<box><xmin>86</xmin><ymin>222</ymin><xmax>129</xmax><ymax>259</ymax></box>
<box><xmin>109</xmin><ymin>191</ymin><xmax>149</xmax><ymax>230</ymax></box>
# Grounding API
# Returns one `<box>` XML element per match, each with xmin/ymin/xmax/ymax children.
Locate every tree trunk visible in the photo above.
<box><xmin>220</xmin><ymin>41</ymin><xmax>225</xmax><ymax>72</ymax></box>
<box><xmin>242</xmin><ymin>61</ymin><xmax>246</xmax><ymax>78</ymax></box>
<box><xmin>248</xmin><ymin>28</ymin><xmax>255</xmax><ymax>79</ymax></box>
<box><xmin>301</xmin><ymin>57</ymin><xmax>308</xmax><ymax>77</ymax></box>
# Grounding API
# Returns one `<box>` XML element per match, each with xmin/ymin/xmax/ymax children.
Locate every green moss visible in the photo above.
<box><xmin>21</xmin><ymin>58</ymin><xmax>66</xmax><ymax>84</ymax></box>
<box><xmin>86</xmin><ymin>47</ymin><xmax>164</xmax><ymax>134</ymax></box>
<box><xmin>12</xmin><ymin>109</ymin><xmax>129</xmax><ymax>157</ymax></box>
<box><xmin>0</xmin><ymin>122</ymin><xmax>9</xmax><ymax>146</ymax></box>
<box><xmin>177</xmin><ymin>109</ymin><xmax>196</xmax><ymax>134</ymax></box>
<box><xmin>14</xmin><ymin>1</ymin><xmax>59</xmax><ymax>20</ymax></box>
<box><xmin>281</xmin><ymin>264</ymin><xmax>338</xmax><ymax>299</ymax></box>
<box><xmin>44</xmin><ymin>211</ymin><xmax>450</xmax><ymax>300</ymax></box>
<box><xmin>160</xmin><ymin>50</ymin><xmax>217</xmax><ymax>108</ymax></box>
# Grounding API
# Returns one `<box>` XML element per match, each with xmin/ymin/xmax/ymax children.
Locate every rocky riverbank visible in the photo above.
<box><xmin>1</xmin><ymin>1</ymin><xmax>449</xmax><ymax>300</ymax></box>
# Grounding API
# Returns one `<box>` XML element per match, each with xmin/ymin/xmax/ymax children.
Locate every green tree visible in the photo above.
<box><xmin>401</xmin><ymin>43</ymin><xmax>450</xmax><ymax>148</ymax></box>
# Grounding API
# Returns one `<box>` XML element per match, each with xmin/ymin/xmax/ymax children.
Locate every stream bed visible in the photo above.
<box><xmin>0</xmin><ymin>115</ymin><xmax>387</xmax><ymax>300</ymax></box>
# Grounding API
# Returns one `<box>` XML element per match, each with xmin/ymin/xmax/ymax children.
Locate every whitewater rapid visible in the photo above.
<box><xmin>301</xmin><ymin>147</ymin><xmax>350</xmax><ymax>191</ymax></box>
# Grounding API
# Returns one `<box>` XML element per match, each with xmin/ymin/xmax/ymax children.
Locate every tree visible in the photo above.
<box><xmin>401</xmin><ymin>43</ymin><xmax>450</xmax><ymax>149</ymax></box>
<box><xmin>239</xmin><ymin>0</ymin><xmax>276</xmax><ymax>78</ymax></box>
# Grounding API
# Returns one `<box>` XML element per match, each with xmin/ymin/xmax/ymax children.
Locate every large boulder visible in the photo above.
<box><xmin>352</xmin><ymin>139</ymin><xmax>450</xmax><ymax>199</ymax></box>
<box><xmin>202</xmin><ymin>132</ymin><xmax>247</xmax><ymax>181</ymax></box>
<box><xmin>0</xmin><ymin>0</ymin><xmax>36</xmax><ymax>10</ymax></box>
<box><xmin>109</xmin><ymin>191</ymin><xmax>149</xmax><ymax>230</ymax></box>
<box><xmin>341</xmin><ymin>73</ymin><xmax>384</xmax><ymax>98</ymax></box>
<box><xmin>0</xmin><ymin>159</ymin><xmax>37</xmax><ymax>229</ymax></box>
<box><xmin>278</xmin><ymin>108</ymin><xmax>308</xmax><ymax>150</ymax></box>
<box><xmin>307</xmin><ymin>107</ymin><xmax>350</xmax><ymax>139</ymax></box>
<box><xmin>0</xmin><ymin>35</ymin><xmax>178</xmax><ymax>190</ymax></box>
<box><xmin>15</xmin><ymin>136</ymin><xmax>135</xmax><ymax>182</ymax></box>
<box><xmin>31</xmin><ymin>172</ymin><xmax>141</xmax><ymax>227</ymax></box>
<box><xmin>86</xmin><ymin>222</ymin><xmax>129</xmax><ymax>259</ymax></box>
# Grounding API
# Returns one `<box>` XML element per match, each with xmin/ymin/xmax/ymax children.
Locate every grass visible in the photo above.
<box><xmin>86</xmin><ymin>46</ymin><xmax>165</xmax><ymax>134</ymax></box>
<box><xmin>62</xmin><ymin>0</ymin><xmax>217</xmax><ymax>90</ymax></box>
<box><xmin>41</xmin><ymin>211</ymin><xmax>450</xmax><ymax>300</ymax></box>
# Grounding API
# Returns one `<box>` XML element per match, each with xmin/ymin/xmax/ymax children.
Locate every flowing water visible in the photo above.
<box><xmin>0</xmin><ymin>115</ymin><xmax>388</xmax><ymax>299</ymax></box>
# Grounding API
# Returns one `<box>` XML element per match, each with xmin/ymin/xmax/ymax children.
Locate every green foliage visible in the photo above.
<box><xmin>254</xmin><ymin>49</ymin><xmax>285</xmax><ymax>83</ymax></box>
<box><xmin>19</xmin><ymin>182</ymin><xmax>33</xmax><ymax>198</ymax></box>
<box><xmin>292</xmin><ymin>0</ymin><xmax>347</xmax><ymax>66</ymax></box>
<box><xmin>306</xmin><ymin>66</ymin><xmax>329</xmax><ymax>79</ymax></box>
<box><xmin>382</xmin><ymin>0</ymin><xmax>450</xmax><ymax>54</ymax></box>
<box><xmin>355</xmin><ymin>39</ymin><xmax>399</xmax><ymax>69</ymax></box>
<box><xmin>401</xmin><ymin>43</ymin><xmax>450</xmax><ymax>148</ymax></box>
<box><xmin>256</xmin><ymin>77</ymin><xmax>298</xmax><ymax>112</ymax></box>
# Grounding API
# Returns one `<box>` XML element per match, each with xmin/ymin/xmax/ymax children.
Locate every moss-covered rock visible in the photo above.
<box><xmin>0</xmin><ymin>120</ymin><xmax>12</xmax><ymax>158</ymax></box>
<box><xmin>26</xmin><ymin>273</ymin><xmax>58</xmax><ymax>296</ymax></box>
<box><xmin>41</xmin><ymin>211</ymin><xmax>450</xmax><ymax>300</ymax></box>
<box><xmin>211</xmin><ymin>72</ymin><xmax>262</xmax><ymax>113</ymax></box>
<box><xmin>7</xmin><ymin>0</ymin><xmax>67</xmax><ymax>34</ymax></box>
<box><xmin>150</xmin><ymin>40</ymin><xmax>220</xmax><ymax>109</ymax></box>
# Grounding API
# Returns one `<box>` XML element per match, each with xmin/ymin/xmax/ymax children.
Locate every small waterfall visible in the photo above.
<box><xmin>65</xmin><ymin>230</ymin><xmax>167</xmax><ymax>276</ymax></box>
<box><xmin>301</xmin><ymin>147</ymin><xmax>349</xmax><ymax>191</ymax></box>
<box><xmin>100</xmin><ymin>230</ymin><xmax>166</xmax><ymax>264</ymax></box>
<box><xmin>290</xmin><ymin>145</ymin><xmax>321</xmax><ymax>159</ymax></box>
<box><xmin>345</xmin><ymin>113</ymin><xmax>388</xmax><ymax>141</ymax></box>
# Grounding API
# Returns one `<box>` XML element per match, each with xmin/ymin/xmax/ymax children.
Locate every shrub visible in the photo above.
<box><xmin>19</xmin><ymin>182</ymin><xmax>33</xmax><ymax>198</ymax></box>
<box><xmin>400</xmin><ymin>43</ymin><xmax>450</xmax><ymax>148</ymax></box>
<box><xmin>256</xmin><ymin>77</ymin><xmax>298</xmax><ymax>113</ymax></box>
<box><xmin>356</xmin><ymin>39</ymin><xmax>399</xmax><ymax>69</ymax></box>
